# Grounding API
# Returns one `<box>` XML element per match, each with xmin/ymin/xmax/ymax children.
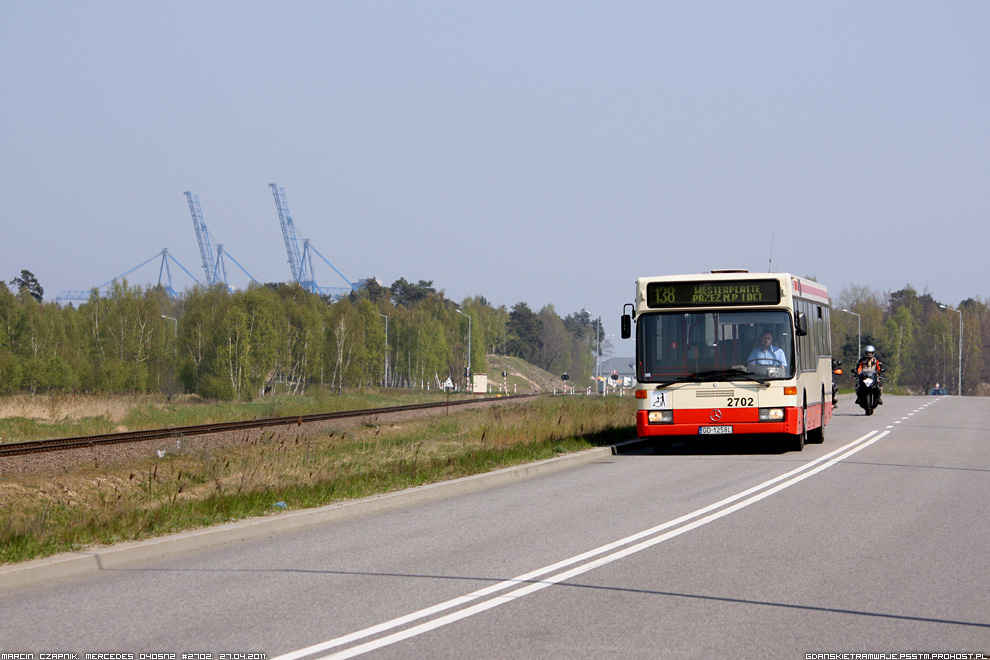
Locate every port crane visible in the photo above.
<box><xmin>185</xmin><ymin>191</ymin><xmax>259</xmax><ymax>289</ymax></box>
<box><xmin>269</xmin><ymin>182</ymin><xmax>356</xmax><ymax>298</ymax></box>
<box><xmin>55</xmin><ymin>248</ymin><xmax>200</xmax><ymax>303</ymax></box>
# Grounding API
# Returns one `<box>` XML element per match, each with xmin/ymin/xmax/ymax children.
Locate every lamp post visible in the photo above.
<box><xmin>602</xmin><ymin>333</ymin><xmax>615</xmax><ymax>394</ymax></box>
<box><xmin>378</xmin><ymin>313</ymin><xmax>388</xmax><ymax>388</ymax></box>
<box><xmin>161</xmin><ymin>315</ymin><xmax>177</xmax><ymax>358</ymax></box>
<box><xmin>455</xmin><ymin>309</ymin><xmax>472</xmax><ymax>388</ymax></box>
<box><xmin>841</xmin><ymin>309</ymin><xmax>861</xmax><ymax>358</ymax></box>
<box><xmin>583</xmin><ymin>309</ymin><xmax>602</xmax><ymax>394</ymax></box>
<box><xmin>595</xmin><ymin>314</ymin><xmax>602</xmax><ymax>395</ymax></box>
<box><xmin>940</xmin><ymin>304</ymin><xmax>962</xmax><ymax>395</ymax></box>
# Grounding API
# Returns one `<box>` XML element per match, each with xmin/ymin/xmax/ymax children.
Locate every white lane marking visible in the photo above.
<box><xmin>274</xmin><ymin>430</ymin><xmax>887</xmax><ymax>660</ymax></box>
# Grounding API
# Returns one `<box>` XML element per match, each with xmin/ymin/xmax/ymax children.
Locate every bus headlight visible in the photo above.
<box><xmin>759</xmin><ymin>408</ymin><xmax>785</xmax><ymax>421</ymax></box>
<box><xmin>648</xmin><ymin>410</ymin><xmax>674</xmax><ymax>424</ymax></box>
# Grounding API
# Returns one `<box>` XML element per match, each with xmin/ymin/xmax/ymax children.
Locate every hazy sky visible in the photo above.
<box><xmin>3</xmin><ymin>1</ymin><xmax>988</xmax><ymax>356</ymax></box>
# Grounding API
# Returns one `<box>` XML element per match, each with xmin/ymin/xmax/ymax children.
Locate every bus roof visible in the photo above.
<box><xmin>633</xmin><ymin>272</ymin><xmax>829</xmax><ymax>308</ymax></box>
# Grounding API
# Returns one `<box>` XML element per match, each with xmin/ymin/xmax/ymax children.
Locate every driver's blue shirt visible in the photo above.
<box><xmin>747</xmin><ymin>345</ymin><xmax>787</xmax><ymax>367</ymax></box>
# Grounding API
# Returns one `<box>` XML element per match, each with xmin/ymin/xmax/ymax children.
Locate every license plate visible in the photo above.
<box><xmin>699</xmin><ymin>426</ymin><xmax>732</xmax><ymax>435</ymax></box>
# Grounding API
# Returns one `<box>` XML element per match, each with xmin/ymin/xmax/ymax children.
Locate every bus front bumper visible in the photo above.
<box><xmin>636</xmin><ymin>407</ymin><xmax>801</xmax><ymax>438</ymax></box>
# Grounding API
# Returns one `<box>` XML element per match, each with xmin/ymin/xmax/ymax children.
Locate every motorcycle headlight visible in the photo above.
<box><xmin>864</xmin><ymin>377</ymin><xmax>874</xmax><ymax>386</ymax></box>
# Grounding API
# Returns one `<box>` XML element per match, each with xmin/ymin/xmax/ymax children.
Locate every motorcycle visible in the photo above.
<box><xmin>831</xmin><ymin>360</ymin><xmax>843</xmax><ymax>407</ymax></box>
<box><xmin>855</xmin><ymin>366</ymin><xmax>884</xmax><ymax>415</ymax></box>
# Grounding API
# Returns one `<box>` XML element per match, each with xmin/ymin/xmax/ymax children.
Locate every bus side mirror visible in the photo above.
<box><xmin>795</xmin><ymin>312</ymin><xmax>808</xmax><ymax>336</ymax></box>
<box><xmin>621</xmin><ymin>304</ymin><xmax>634</xmax><ymax>339</ymax></box>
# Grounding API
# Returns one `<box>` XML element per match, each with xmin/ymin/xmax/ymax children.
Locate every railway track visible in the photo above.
<box><xmin>0</xmin><ymin>394</ymin><xmax>536</xmax><ymax>458</ymax></box>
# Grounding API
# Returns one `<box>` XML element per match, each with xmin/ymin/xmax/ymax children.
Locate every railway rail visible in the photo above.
<box><xmin>0</xmin><ymin>394</ymin><xmax>536</xmax><ymax>458</ymax></box>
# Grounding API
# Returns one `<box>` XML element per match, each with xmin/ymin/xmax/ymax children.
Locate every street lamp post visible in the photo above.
<box><xmin>583</xmin><ymin>309</ymin><xmax>602</xmax><ymax>394</ymax></box>
<box><xmin>455</xmin><ymin>309</ymin><xmax>472</xmax><ymax>389</ymax></box>
<box><xmin>940</xmin><ymin>304</ymin><xmax>962</xmax><ymax>395</ymax></box>
<box><xmin>602</xmin><ymin>333</ymin><xmax>615</xmax><ymax>393</ymax></box>
<box><xmin>841</xmin><ymin>309</ymin><xmax>861</xmax><ymax>358</ymax></box>
<box><xmin>378</xmin><ymin>313</ymin><xmax>388</xmax><ymax>388</ymax></box>
<box><xmin>596</xmin><ymin>316</ymin><xmax>602</xmax><ymax>395</ymax></box>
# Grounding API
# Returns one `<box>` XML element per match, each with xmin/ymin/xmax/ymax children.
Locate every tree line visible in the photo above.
<box><xmin>3</xmin><ymin>271</ymin><xmax>987</xmax><ymax>398</ymax></box>
<box><xmin>831</xmin><ymin>284</ymin><xmax>988</xmax><ymax>396</ymax></box>
<box><xmin>0</xmin><ymin>272</ymin><xmax>605</xmax><ymax>399</ymax></box>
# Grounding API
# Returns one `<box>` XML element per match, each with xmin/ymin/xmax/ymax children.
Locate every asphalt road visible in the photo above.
<box><xmin>2</xmin><ymin>394</ymin><xmax>988</xmax><ymax>659</ymax></box>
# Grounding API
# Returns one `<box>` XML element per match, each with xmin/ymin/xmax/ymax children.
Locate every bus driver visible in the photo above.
<box><xmin>747</xmin><ymin>331</ymin><xmax>787</xmax><ymax>368</ymax></box>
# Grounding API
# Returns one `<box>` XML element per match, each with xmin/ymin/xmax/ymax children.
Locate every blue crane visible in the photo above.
<box><xmin>268</xmin><ymin>182</ymin><xmax>356</xmax><ymax>298</ymax></box>
<box><xmin>213</xmin><ymin>245</ymin><xmax>259</xmax><ymax>290</ymax></box>
<box><xmin>54</xmin><ymin>191</ymin><xmax>264</xmax><ymax>304</ymax></box>
<box><xmin>185</xmin><ymin>191</ymin><xmax>219</xmax><ymax>286</ymax></box>
<box><xmin>55</xmin><ymin>248</ymin><xmax>201</xmax><ymax>303</ymax></box>
<box><xmin>184</xmin><ymin>191</ymin><xmax>260</xmax><ymax>290</ymax></box>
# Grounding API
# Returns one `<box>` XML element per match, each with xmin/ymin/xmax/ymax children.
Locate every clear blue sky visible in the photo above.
<box><xmin>3</xmin><ymin>1</ymin><xmax>988</xmax><ymax>356</ymax></box>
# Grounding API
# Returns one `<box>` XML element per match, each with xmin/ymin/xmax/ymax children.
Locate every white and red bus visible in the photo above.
<box><xmin>620</xmin><ymin>271</ymin><xmax>833</xmax><ymax>451</ymax></box>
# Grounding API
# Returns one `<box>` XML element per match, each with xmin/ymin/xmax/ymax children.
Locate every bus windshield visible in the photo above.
<box><xmin>636</xmin><ymin>310</ymin><xmax>794</xmax><ymax>382</ymax></box>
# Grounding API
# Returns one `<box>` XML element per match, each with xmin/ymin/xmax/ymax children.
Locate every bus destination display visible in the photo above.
<box><xmin>646</xmin><ymin>280</ymin><xmax>780</xmax><ymax>308</ymax></box>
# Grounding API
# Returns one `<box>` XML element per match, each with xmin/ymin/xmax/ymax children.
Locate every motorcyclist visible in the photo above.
<box><xmin>855</xmin><ymin>345</ymin><xmax>883</xmax><ymax>405</ymax></box>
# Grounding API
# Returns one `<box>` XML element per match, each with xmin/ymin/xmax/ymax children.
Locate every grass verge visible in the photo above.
<box><xmin>0</xmin><ymin>388</ymin><xmax>474</xmax><ymax>443</ymax></box>
<box><xmin>0</xmin><ymin>395</ymin><xmax>636</xmax><ymax>565</ymax></box>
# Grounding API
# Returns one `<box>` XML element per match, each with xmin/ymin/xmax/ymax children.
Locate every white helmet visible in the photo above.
<box><xmin>864</xmin><ymin>345</ymin><xmax>875</xmax><ymax>356</ymax></box>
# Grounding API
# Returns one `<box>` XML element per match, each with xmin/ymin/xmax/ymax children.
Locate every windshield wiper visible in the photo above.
<box><xmin>693</xmin><ymin>369</ymin><xmax>771</xmax><ymax>385</ymax></box>
<box><xmin>648</xmin><ymin>375</ymin><xmax>697</xmax><ymax>384</ymax></box>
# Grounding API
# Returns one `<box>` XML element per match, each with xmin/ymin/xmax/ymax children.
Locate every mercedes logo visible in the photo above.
<box><xmin>710</xmin><ymin>409</ymin><xmax>723</xmax><ymax>422</ymax></box>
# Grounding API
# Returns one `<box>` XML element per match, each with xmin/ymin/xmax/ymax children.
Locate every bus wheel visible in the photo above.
<box><xmin>792</xmin><ymin>405</ymin><xmax>807</xmax><ymax>452</ymax></box>
<box><xmin>808</xmin><ymin>393</ymin><xmax>825</xmax><ymax>444</ymax></box>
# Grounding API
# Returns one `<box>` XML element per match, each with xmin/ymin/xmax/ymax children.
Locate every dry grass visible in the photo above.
<box><xmin>0</xmin><ymin>393</ymin><xmax>167</xmax><ymax>424</ymax></box>
<box><xmin>0</xmin><ymin>395</ymin><xmax>636</xmax><ymax>564</ymax></box>
<box><xmin>0</xmin><ymin>389</ymin><xmax>469</xmax><ymax>444</ymax></box>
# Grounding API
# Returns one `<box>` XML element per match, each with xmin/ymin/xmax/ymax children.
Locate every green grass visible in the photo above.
<box><xmin>0</xmin><ymin>395</ymin><xmax>636</xmax><ymax>565</ymax></box>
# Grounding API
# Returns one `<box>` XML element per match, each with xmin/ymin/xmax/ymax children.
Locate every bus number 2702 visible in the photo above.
<box><xmin>726</xmin><ymin>397</ymin><xmax>754</xmax><ymax>407</ymax></box>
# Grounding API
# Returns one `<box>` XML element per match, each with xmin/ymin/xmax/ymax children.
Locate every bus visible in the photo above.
<box><xmin>620</xmin><ymin>271</ymin><xmax>833</xmax><ymax>451</ymax></box>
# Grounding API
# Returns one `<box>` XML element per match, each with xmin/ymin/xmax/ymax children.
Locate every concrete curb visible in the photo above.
<box><xmin>1</xmin><ymin>441</ymin><xmax>645</xmax><ymax>591</ymax></box>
